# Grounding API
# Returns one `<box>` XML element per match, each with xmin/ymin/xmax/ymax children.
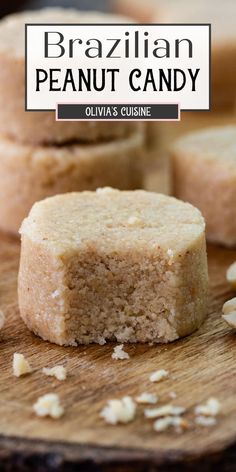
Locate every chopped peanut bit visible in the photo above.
<box><xmin>42</xmin><ymin>365</ymin><xmax>67</xmax><ymax>381</ymax></box>
<box><xmin>226</xmin><ymin>262</ymin><xmax>236</xmax><ymax>289</ymax></box>
<box><xmin>149</xmin><ymin>369</ymin><xmax>169</xmax><ymax>383</ymax></box>
<box><xmin>0</xmin><ymin>310</ymin><xmax>5</xmax><ymax>331</ymax></box>
<box><xmin>222</xmin><ymin>297</ymin><xmax>236</xmax><ymax>329</ymax></box>
<box><xmin>153</xmin><ymin>416</ymin><xmax>173</xmax><ymax>432</ymax></box>
<box><xmin>223</xmin><ymin>297</ymin><xmax>236</xmax><ymax>315</ymax></box>
<box><xmin>153</xmin><ymin>416</ymin><xmax>190</xmax><ymax>433</ymax></box>
<box><xmin>194</xmin><ymin>398</ymin><xmax>221</xmax><ymax>417</ymax></box>
<box><xmin>222</xmin><ymin>311</ymin><xmax>236</xmax><ymax>329</ymax></box>
<box><xmin>195</xmin><ymin>416</ymin><xmax>217</xmax><ymax>427</ymax></box>
<box><xmin>112</xmin><ymin>344</ymin><xmax>129</xmax><ymax>360</ymax></box>
<box><xmin>33</xmin><ymin>393</ymin><xmax>64</xmax><ymax>419</ymax></box>
<box><xmin>172</xmin><ymin>417</ymin><xmax>190</xmax><ymax>433</ymax></box>
<box><xmin>135</xmin><ymin>393</ymin><xmax>159</xmax><ymax>404</ymax></box>
<box><xmin>100</xmin><ymin>396</ymin><xmax>136</xmax><ymax>425</ymax></box>
<box><xmin>144</xmin><ymin>404</ymin><xmax>186</xmax><ymax>419</ymax></box>
<box><xmin>13</xmin><ymin>353</ymin><xmax>32</xmax><ymax>377</ymax></box>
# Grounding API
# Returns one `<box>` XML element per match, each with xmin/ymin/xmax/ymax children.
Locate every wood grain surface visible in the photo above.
<box><xmin>0</xmin><ymin>224</ymin><xmax>236</xmax><ymax>471</ymax></box>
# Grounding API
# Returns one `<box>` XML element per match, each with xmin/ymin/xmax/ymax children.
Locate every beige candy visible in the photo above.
<box><xmin>0</xmin><ymin>125</ymin><xmax>144</xmax><ymax>235</ymax></box>
<box><xmin>171</xmin><ymin>126</ymin><xmax>236</xmax><ymax>247</ymax></box>
<box><xmin>18</xmin><ymin>189</ymin><xmax>208</xmax><ymax>346</ymax></box>
<box><xmin>0</xmin><ymin>8</ymin><xmax>133</xmax><ymax>145</ymax></box>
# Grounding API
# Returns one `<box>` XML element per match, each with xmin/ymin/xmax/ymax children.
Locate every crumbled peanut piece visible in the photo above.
<box><xmin>42</xmin><ymin>365</ymin><xmax>67</xmax><ymax>381</ymax></box>
<box><xmin>100</xmin><ymin>396</ymin><xmax>136</xmax><ymax>425</ymax></box>
<box><xmin>96</xmin><ymin>187</ymin><xmax>114</xmax><ymax>195</ymax></box>
<box><xmin>127</xmin><ymin>216</ymin><xmax>143</xmax><ymax>226</ymax></box>
<box><xmin>33</xmin><ymin>393</ymin><xmax>64</xmax><ymax>419</ymax></box>
<box><xmin>112</xmin><ymin>344</ymin><xmax>129</xmax><ymax>360</ymax></box>
<box><xmin>226</xmin><ymin>262</ymin><xmax>236</xmax><ymax>289</ymax></box>
<box><xmin>149</xmin><ymin>369</ymin><xmax>169</xmax><ymax>383</ymax></box>
<box><xmin>222</xmin><ymin>311</ymin><xmax>236</xmax><ymax>329</ymax></box>
<box><xmin>144</xmin><ymin>404</ymin><xmax>185</xmax><ymax>419</ymax></box>
<box><xmin>195</xmin><ymin>416</ymin><xmax>217</xmax><ymax>427</ymax></box>
<box><xmin>172</xmin><ymin>417</ymin><xmax>190</xmax><ymax>433</ymax></box>
<box><xmin>135</xmin><ymin>393</ymin><xmax>158</xmax><ymax>404</ymax></box>
<box><xmin>153</xmin><ymin>416</ymin><xmax>189</xmax><ymax>433</ymax></box>
<box><xmin>194</xmin><ymin>398</ymin><xmax>221</xmax><ymax>417</ymax></box>
<box><xmin>13</xmin><ymin>353</ymin><xmax>32</xmax><ymax>377</ymax></box>
<box><xmin>223</xmin><ymin>297</ymin><xmax>236</xmax><ymax>315</ymax></box>
<box><xmin>153</xmin><ymin>416</ymin><xmax>173</xmax><ymax>432</ymax></box>
<box><xmin>222</xmin><ymin>297</ymin><xmax>236</xmax><ymax>329</ymax></box>
<box><xmin>0</xmin><ymin>310</ymin><xmax>5</xmax><ymax>331</ymax></box>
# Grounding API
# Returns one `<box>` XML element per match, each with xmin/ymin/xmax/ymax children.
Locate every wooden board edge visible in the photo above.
<box><xmin>0</xmin><ymin>435</ymin><xmax>236</xmax><ymax>471</ymax></box>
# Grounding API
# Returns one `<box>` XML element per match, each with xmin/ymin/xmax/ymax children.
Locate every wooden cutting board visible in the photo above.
<box><xmin>0</xmin><ymin>228</ymin><xmax>236</xmax><ymax>471</ymax></box>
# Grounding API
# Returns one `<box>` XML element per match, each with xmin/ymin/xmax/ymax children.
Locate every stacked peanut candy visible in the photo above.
<box><xmin>0</xmin><ymin>8</ymin><xmax>146</xmax><ymax>235</ymax></box>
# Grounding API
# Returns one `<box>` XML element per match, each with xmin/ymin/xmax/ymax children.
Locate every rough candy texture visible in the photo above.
<box><xmin>0</xmin><ymin>8</ymin><xmax>132</xmax><ymax>145</ymax></box>
<box><xmin>171</xmin><ymin>126</ymin><xmax>236</xmax><ymax>247</ymax></box>
<box><xmin>18</xmin><ymin>190</ymin><xmax>208</xmax><ymax>346</ymax></box>
<box><xmin>0</xmin><ymin>126</ymin><xmax>144</xmax><ymax>234</ymax></box>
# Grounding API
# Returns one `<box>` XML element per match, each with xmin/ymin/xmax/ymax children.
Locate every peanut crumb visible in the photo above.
<box><xmin>222</xmin><ymin>297</ymin><xmax>236</xmax><ymax>329</ymax></box>
<box><xmin>149</xmin><ymin>369</ymin><xmax>169</xmax><ymax>383</ymax></box>
<box><xmin>194</xmin><ymin>398</ymin><xmax>221</xmax><ymax>417</ymax></box>
<box><xmin>226</xmin><ymin>262</ymin><xmax>236</xmax><ymax>289</ymax></box>
<box><xmin>153</xmin><ymin>416</ymin><xmax>189</xmax><ymax>433</ymax></box>
<box><xmin>33</xmin><ymin>393</ymin><xmax>64</xmax><ymax>419</ymax></box>
<box><xmin>135</xmin><ymin>393</ymin><xmax>158</xmax><ymax>404</ymax></box>
<box><xmin>153</xmin><ymin>416</ymin><xmax>173</xmax><ymax>432</ymax></box>
<box><xmin>42</xmin><ymin>365</ymin><xmax>67</xmax><ymax>381</ymax></box>
<box><xmin>172</xmin><ymin>417</ymin><xmax>190</xmax><ymax>433</ymax></box>
<box><xmin>223</xmin><ymin>297</ymin><xmax>236</xmax><ymax>315</ymax></box>
<box><xmin>100</xmin><ymin>396</ymin><xmax>136</xmax><ymax>425</ymax></box>
<box><xmin>112</xmin><ymin>344</ymin><xmax>129</xmax><ymax>360</ymax></box>
<box><xmin>13</xmin><ymin>353</ymin><xmax>32</xmax><ymax>377</ymax></box>
<box><xmin>144</xmin><ymin>404</ymin><xmax>186</xmax><ymax>419</ymax></box>
<box><xmin>222</xmin><ymin>311</ymin><xmax>236</xmax><ymax>329</ymax></box>
<box><xmin>195</xmin><ymin>416</ymin><xmax>217</xmax><ymax>427</ymax></box>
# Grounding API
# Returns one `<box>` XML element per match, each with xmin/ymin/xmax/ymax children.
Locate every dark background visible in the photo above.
<box><xmin>0</xmin><ymin>0</ymin><xmax>109</xmax><ymax>18</ymax></box>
